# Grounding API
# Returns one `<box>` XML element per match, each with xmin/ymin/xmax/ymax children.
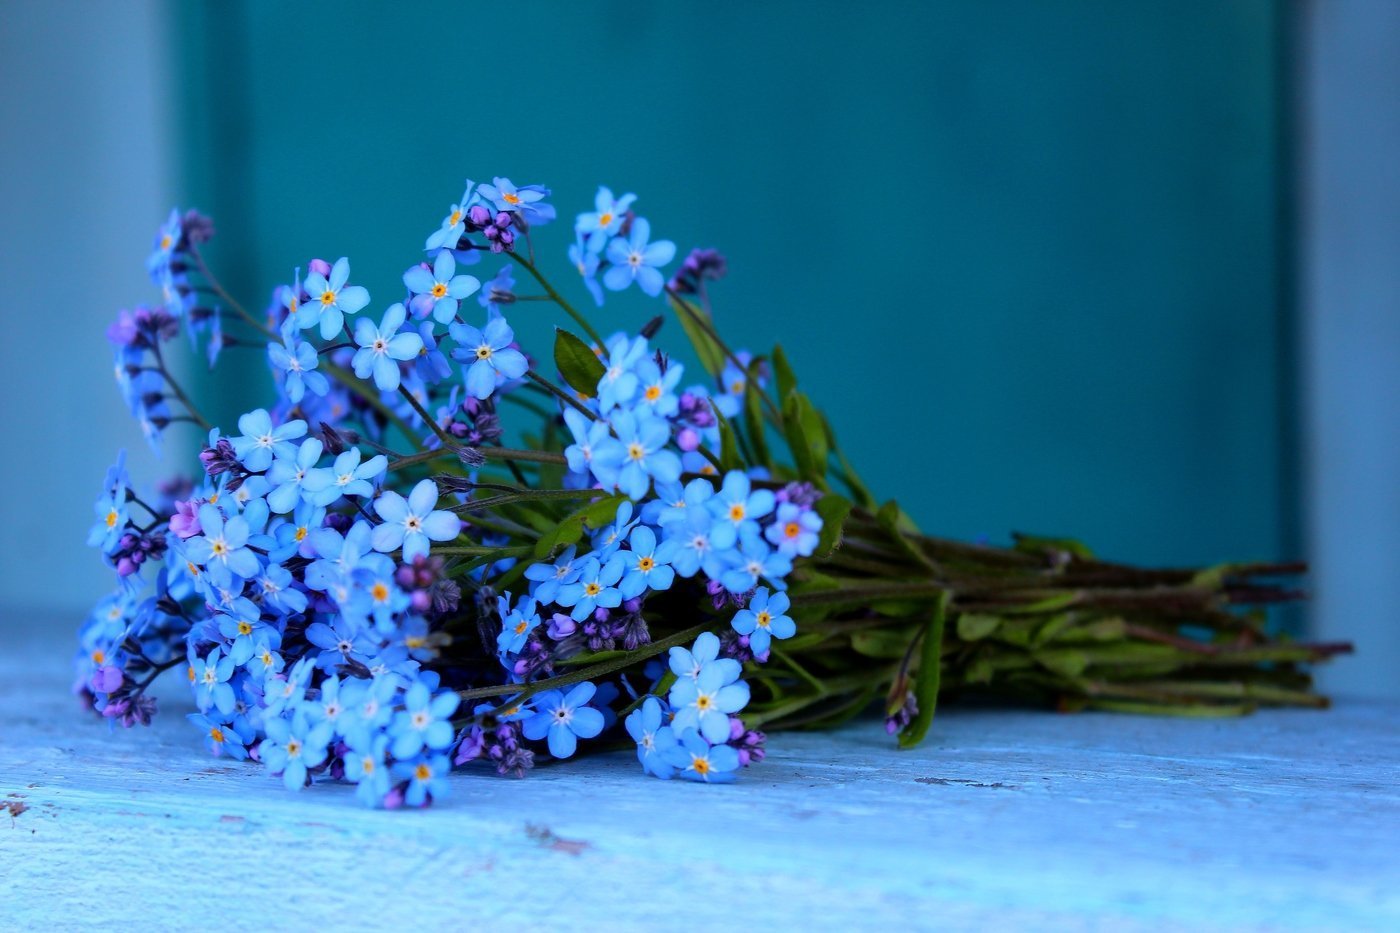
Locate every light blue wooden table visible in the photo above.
<box><xmin>2</xmin><ymin>610</ymin><xmax>1396</xmax><ymax>930</ymax></box>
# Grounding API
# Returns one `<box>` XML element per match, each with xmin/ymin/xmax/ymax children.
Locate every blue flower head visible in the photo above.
<box><xmin>731</xmin><ymin>587</ymin><xmax>796</xmax><ymax>656</ymax></box>
<box><xmin>299</xmin><ymin>257</ymin><xmax>371</xmax><ymax>340</ymax></box>
<box><xmin>603</xmin><ymin>218</ymin><xmax>676</xmax><ymax>297</ymax></box>
<box><xmin>522</xmin><ymin>682</ymin><xmax>605</xmax><ymax>758</ymax></box>
<box><xmin>370</xmin><ymin>478</ymin><xmax>462</xmax><ymax>561</ymax></box>
<box><xmin>663</xmin><ymin>729</ymin><xmax>740</xmax><ymax>784</ymax></box>
<box><xmin>449</xmin><ymin>315</ymin><xmax>528</xmax><ymax>400</ymax></box>
<box><xmin>625</xmin><ymin>696</ymin><xmax>678</xmax><ymax>779</ymax></box>
<box><xmin>352</xmin><ymin>303</ymin><xmax>423</xmax><ymax>392</ymax></box>
<box><xmin>478</xmin><ymin>176</ymin><xmax>555</xmax><ymax>225</ymax></box>
<box><xmin>404</xmin><ymin>249</ymin><xmax>481</xmax><ymax>324</ymax></box>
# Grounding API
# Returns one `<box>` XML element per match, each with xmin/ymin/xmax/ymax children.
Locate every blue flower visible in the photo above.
<box><xmin>230</xmin><ymin>409</ymin><xmax>308</xmax><ymax>473</ymax></box>
<box><xmin>404</xmin><ymin>249</ymin><xmax>481</xmax><ymax>324</ymax></box>
<box><xmin>187</xmin><ymin>503</ymin><xmax>261</xmax><ymax>586</ymax></box>
<box><xmin>302</xmin><ymin>448</ymin><xmax>388</xmax><ymax>507</ymax></box>
<box><xmin>731</xmin><ymin>587</ymin><xmax>796</xmax><ymax>656</ymax></box>
<box><xmin>192</xmin><ymin>647</ymin><xmax>237</xmax><ymax>715</ymax></box>
<box><xmin>370</xmin><ymin>478</ymin><xmax>462</xmax><ymax>561</ymax></box>
<box><xmin>268</xmin><ymin>329</ymin><xmax>328</xmax><ymax>404</ymax></box>
<box><xmin>425</xmin><ymin>183</ymin><xmax>475</xmax><ymax>251</ymax></box>
<box><xmin>633</xmin><ymin>356</ymin><xmax>684</xmax><ymax>418</ymax></box>
<box><xmin>620</xmin><ymin>525</ymin><xmax>679</xmax><ymax>599</ymax></box>
<box><xmin>497</xmin><ymin>593</ymin><xmax>542</xmax><ymax>656</ymax></box>
<box><xmin>253</xmin><ymin>562</ymin><xmax>308</xmax><ymax>615</ymax></box>
<box><xmin>478</xmin><ymin>264</ymin><xmax>514</xmax><ymax>309</ymax></box>
<box><xmin>266</xmin><ymin>437</ymin><xmax>324</xmax><ymax>514</ymax></box>
<box><xmin>340</xmin><ymin>674</ymin><xmax>397</xmax><ymax>747</ymax></box>
<box><xmin>662</xmin><ymin>729</ymin><xmax>740</xmax><ymax>783</ymax></box>
<box><xmin>625</xmin><ymin>696</ymin><xmax>678</xmax><ymax>779</ymax></box>
<box><xmin>305</xmin><ymin>519</ymin><xmax>375</xmax><ymax>595</ymax></box>
<box><xmin>668</xmin><ymin>631</ymin><xmax>741</xmax><ymax>685</ymax></box>
<box><xmin>575</xmin><ymin>186</ymin><xmax>636</xmax><ymax>248</ymax></box>
<box><xmin>393</xmin><ymin>753</ymin><xmax>452</xmax><ymax>807</ymax></box>
<box><xmin>590</xmin><ymin>499</ymin><xmax>639</xmax><ymax>555</ymax></box>
<box><xmin>523</xmin><ymin>545</ymin><xmax>583</xmax><ymax>606</ymax></box>
<box><xmin>669</xmin><ymin>656</ymin><xmax>750</xmax><ymax>743</ymax></box>
<box><xmin>449</xmin><ymin>315</ymin><xmax>528</xmax><ymax>400</ymax></box>
<box><xmin>299</xmin><ymin>257</ymin><xmax>371</xmax><ymax>340</ymax></box>
<box><xmin>596</xmin><ymin>334</ymin><xmax>648</xmax><ymax>412</ymax></box>
<box><xmin>186</xmin><ymin>712</ymin><xmax>247</xmax><ymax>760</ymax></box>
<box><xmin>764</xmin><ymin>501</ymin><xmax>823</xmax><ymax>557</ymax></box>
<box><xmin>556</xmin><ymin>555</ymin><xmax>625</xmax><ymax>621</ymax></box>
<box><xmin>611</xmin><ymin>409</ymin><xmax>682</xmax><ymax>500</ymax></box>
<box><xmin>352</xmin><ymin>303</ymin><xmax>423</xmax><ymax>391</ymax></box>
<box><xmin>389</xmin><ymin>679</ymin><xmax>460</xmax><ymax>759</ymax></box>
<box><xmin>344</xmin><ymin>733</ymin><xmax>391</xmax><ymax>807</ymax></box>
<box><xmin>710</xmin><ymin>471</ymin><xmax>776</xmax><ymax>536</ymax></box>
<box><xmin>261</xmin><ymin>710</ymin><xmax>333</xmax><ymax>790</ymax></box>
<box><xmin>663</xmin><ymin>505</ymin><xmax>736</xmax><ymax>580</ymax></box>
<box><xmin>719</xmin><ymin>535</ymin><xmax>793</xmax><ymax>595</ymax></box>
<box><xmin>569</xmin><ymin>234</ymin><xmax>605</xmax><ymax>307</ymax></box>
<box><xmin>304</xmin><ymin>615</ymin><xmax>373</xmax><ymax>673</ymax></box>
<box><xmin>562</xmin><ymin>408</ymin><xmax>624</xmax><ymax>490</ymax></box>
<box><xmin>147</xmin><ymin>208</ymin><xmax>182</xmax><ymax>281</ymax></box>
<box><xmin>414</xmin><ymin>322</ymin><xmax>453</xmax><ymax>384</ymax></box>
<box><xmin>522</xmin><ymin>682</ymin><xmax>605</xmax><ymax>758</ymax></box>
<box><xmin>88</xmin><ymin>488</ymin><xmax>128</xmax><ymax>554</ymax></box>
<box><xmin>478</xmin><ymin>176</ymin><xmax>555</xmax><ymax>225</ymax></box>
<box><xmin>603</xmin><ymin>218</ymin><xmax>676</xmax><ymax>297</ymax></box>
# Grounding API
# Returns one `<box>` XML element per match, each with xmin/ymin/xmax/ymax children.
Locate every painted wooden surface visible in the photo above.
<box><xmin>2</xmin><ymin>609</ymin><xmax>1396</xmax><ymax>930</ymax></box>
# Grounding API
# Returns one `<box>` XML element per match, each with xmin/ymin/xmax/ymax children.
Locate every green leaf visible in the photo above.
<box><xmin>1003</xmin><ymin>591</ymin><xmax>1082</xmax><ymax>615</ymax></box>
<box><xmin>851</xmin><ymin>629</ymin><xmax>917</xmax><ymax>659</ymax></box>
<box><xmin>781</xmin><ymin>390</ymin><xmax>828</xmax><ymax>483</ymax></box>
<box><xmin>957</xmin><ymin>613</ymin><xmax>1001</xmax><ymax>641</ymax></box>
<box><xmin>812</xmin><ymin>492</ymin><xmax>851</xmax><ymax>557</ymax></box>
<box><xmin>743</xmin><ymin>362</ymin><xmax>772</xmax><ymax>469</ymax></box>
<box><xmin>899</xmin><ymin>590</ymin><xmax>950</xmax><ymax>749</ymax></box>
<box><xmin>553</xmin><ymin>328</ymin><xmax>605</xmax><ymax>398</ymax></box>
<box><xmin>1013</xmin><ymin>532</ymin><xmax>1096</xmax><ymax>561</ymax></box>
<box><xmin>531</xmin><ymin>494</ymin><xmax>628</xmax><ymax>559</ymax></box>
<box><xmin>716</xmin><ymin>409</ymin><xmax>744</xmax><ymax>472</ymax></box>
<box><xmin>772</xmin><ymin>343</ymin><xmax>798</xmax><ymax>402</ymax></box>
<box><xmin>668</xmin><ymin>296</ymin><xmax>725</xmax><ymax>377</ymax></box>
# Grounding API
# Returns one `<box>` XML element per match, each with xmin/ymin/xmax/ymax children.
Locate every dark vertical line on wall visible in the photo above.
<box><xmin>1273</xmin><ymin>0</ymin><xmax>1305</xmax><ymax>637</ymax></box>
<box><xmin>169</xmin><ymin>0</ymin><xmax>258</xmax><ymax>426</ymax></box>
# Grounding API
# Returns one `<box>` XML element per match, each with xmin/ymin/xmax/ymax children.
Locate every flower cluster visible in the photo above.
<box><xmin>79</xmin><ymin>175</ymin><xmax>821</xmax><ymax>808</ymax></box>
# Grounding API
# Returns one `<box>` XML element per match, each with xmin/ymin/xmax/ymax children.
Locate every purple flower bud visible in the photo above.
<box><xmin>467</xmin><ymin>204</ymin><xmax>491</xmax><ymax>228</ymax></box>
<box><xmin>308</xmin><ymin>257</ymin><xmax>332</xmax><ymax>278</ymax></box>
<box><xmin>91</xmin><ymin>665</ymin><xmax>124</xmax><ymax>694</ymax></box>
<box><xmin>676</xmin><ymin>427</ymin><xmax>701</xmax><ymax>451</ymax></box>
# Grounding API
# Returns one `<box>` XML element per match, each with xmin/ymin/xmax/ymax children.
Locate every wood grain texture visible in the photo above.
<box><xmin>1</xmin><ymin>610</ymin><xmax>1396</xmax><ymax>930</ymax></box>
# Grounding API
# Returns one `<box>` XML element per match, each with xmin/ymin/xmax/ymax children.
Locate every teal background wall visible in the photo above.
<box><xmin>175</xmin><ymin>0</ymin><xmax>1291</xmax><ymax>568</ymax></box>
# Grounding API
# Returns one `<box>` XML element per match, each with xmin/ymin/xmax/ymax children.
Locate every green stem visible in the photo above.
<box><xmin>507</xmin><ymin>251</ymin><xmax>605</xmax><ymax>346</ymax></box>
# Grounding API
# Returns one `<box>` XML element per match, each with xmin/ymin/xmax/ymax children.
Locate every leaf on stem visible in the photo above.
<box><xmin>813</xmin><ymin>492</ymin><xmax>852</xmax><ymax>558</ymax></box>
<box><xmin>782</xmin><ymin>390</ymin><xmax>828</xmax><ymax>484</ymax></box>
<box><xmin>553</xmin><ymin>328</ymin><xmax>606</xmax><ymax>398</ymax></box>
<box><xmin>532</xmin><ymin>494</ymin><xmax>630</xmax><ymax>559</ymax></box>
<box><xmin>668</xmin><ymin>295</ymin><xmax>726</xmax><ymax>377</ymax></box>
<box><xmin>898</xmin><ymin>590</ymin><xmax>950</xmax><ymax>749</ymax></box>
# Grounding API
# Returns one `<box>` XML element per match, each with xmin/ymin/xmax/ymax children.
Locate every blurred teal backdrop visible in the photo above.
<box><xmin>173</xmin><ymin>0</ymin><xmax>1293</xmax><ymax>569</ymax></box>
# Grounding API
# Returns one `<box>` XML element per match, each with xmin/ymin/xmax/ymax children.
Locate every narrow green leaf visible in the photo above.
<box><xmin>899</xmin><ymin>590</ymin><xmax>950</xmax><ymax>749</ymax></box>
<box><xmin>531</xmin><ymin>494</ymin><xmax>628</xmax><ymax>559</ymax></box>
<box><xmin>812</xmin><ymin>492</ymin><xmax>852</xmax><ymax>557</ymax></box>
<box><xmin>957</xmin><ymin>613</ymin><xmax>1002</xmax><ymax>641</ymax></box>
<box><xmin>716</xmin><ymin>409</ymin><xmax>744</xmax><ymax>472</ymax></box>
<box><xmin>1013</xmin><ymin>532</ymin><xmax>1096</xmax><ymax>561</ymax></box>
<box><xmin>781</xmin><ymin>390</ymin><xmax>828</xmax><ymax>483</ymax></box>
<box><xmin>743</xmin><ymin>362</ymin><xmax>772</xmax><ymax>469</ymax></box>
<box><xmin>668</xmin><ymin>296</ymin><xmax>726</xmax><ymax>377</ymax></box>
<box><xmin>772</xmin><ymin>343</ymin><xmax>798</xmax><ymax>402</ymax></box>
<box><xmin>553</xmin><ymin>328</ymin><xmax>606</xmax><ymax>398</ymax></box>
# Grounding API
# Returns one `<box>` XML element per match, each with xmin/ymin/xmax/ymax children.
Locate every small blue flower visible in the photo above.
<box><xmin>389</xmin><ymin>679</ymin><xmax>460</xmax><ymax>760</ymax></box>
<box><xmin>478</xmin><ymin>264</ymin><xmax>514</xmax><ymax>309</ymax></box>
<box><xmin>187</xmin><ymin>503</ymin><xmax>261</xmax><ymax>586</ymax></box>
<box><xmin>669</xmin><ymin>657</ymin><xmax>750</xmax><ymax>744</ymax></box>
<box><xmin>230</xmin><ymin>409</ymin><xmax>308</xmax><ymax>473</ymax></box>
<box><xmin>253</xmin><ymin>561</ymin><xmax>307</xmax><ymax>614</ymax></box>
<box><xmin>663</xmin><ymin>729</ymin><xmax>740</xmax><ymax>783</ymax></box>
<box><xmin>302</xmin><ymin>448</ymin><xmax>388</xmax><ymax>507</ymax></box>
<box><xmin>569</xmin><ymin>234</ymin><xmax>605</xmax><ymax>307</ymax></box>
<box><xmin>266</xmin><ymin>437</ymin><xmax>324</xmax><ymax>514</ymax></box>
<box><xmin>352</xmin><ymin>303</ymin><xmax>423</xmax><ymax>392</ymax></box>
<box><xmin>299</xmin><ymin>257</ymin><xmax>371</xmax><ymax>340</ymax></box>
<box><xmin>478</xmin><ymin>176</ymin><xmax>555</xmax><ymax>225</ymax></box>
<box><xmin>370</xmin><ymin>478</ymin><xmax>462</xmax><ymax>561</ymax></box>
<box><xmin>663</xmin><ymin>505</ymin><xmax>737</xmax><ymax>580</ymax></box>
<box><xmin>425</xmin><ymin>183</ymin><xmax>475</xmax><ymax>251</ymax></box>
<box><xmin>556</xmin><ymin>555</ymin><xmax>625</xmax><ymax>621</ymax></box>
<box><xmin>404</xmin><ymin>249</ymin><xmax>481</xmax><ymax>324</ymax></box>
<box><xmin>625</xmin><ymin>696</ymin><xmax>678</xmax><ymax>779</ymax></box>
<box><xmin>603</xmin><ymin>218</ymin><xmax>676</xmax><ymax>297</ymax></box>
<box><xmin>668</xmin><ymin>631</ymin><xmax>741</xmax><ymax>685</ymax></box>
<box><xmin>344</xmin><ymin>732</ymin><xmax>391</xmax><ymax>807</ymax></box>
<box><xmin>596</xmin><ymin>334</ymin><xmax>648</xmax><ymax>412</ymax></box>
<box><xmin>186</xmin><ymin>712</ymin><xmax>248</xmax><ymax>760</ymax></box>
<box><xmin>414</xmin><ymin>322</ymin><xmax>453</xmax><ymax>384</ymax></box>
<box><xmin>633</xmin><ymin>356</ymin><xmax>684</xmax><ymax>418</ymax></box>
<box><xmin>575</xmin><ymin>186</ymin><xmax>636</xmax><ymax>248</ymax></box>
<box><xmin>620</xmin><ymin>524</ymin><xmax>679</xmax><ymax>599</ymax></box>
<box><xmin>449</xmin><ymin>315</ymin><xmax>528</xmax><ymax>400</ymax></box>
<box><xmin>611</xmin><ymin>409</ymin><xmax>682</xmax><ymax>500</ymax></box>
<box><xmin>260</xmin><ymin>710</ymin><xmax>333</xmax><ymax>790</ymax></box>
<box><xmin>562</xmin><ymin>408</ymin><xmax>624</xmax><ymax>490</ymax></box>
<box><xmin>523</xmin><ymin>545</ymin><xmax>583</xmax><ymax>606</ymax></box>
<box><xmin>88</xmin><ymin>488</ymin><xmax>128</xmax><ymax>554</ymax></box>
<box><xmin>764</xmin><ymin>501</ymin><xmax>823</xmax><ymax>557</ymax></box>
<box><xmin>731</xmin><ymin>587</ymin><xmax>796</xmax><ymax>656</ymax></box>
<box><xmin>497</xmin><ymin>593</ymin><xmax>542</xmax><ymax>656</ymax></box>
<box><xmin>192</xmin><ymin>647</ymin><xmax>237</xmax><ymax>715</ymax></box>
<box><xmin>710</xmin><ymin>471</ymin><xmax>776</xmax><ymax>536</ymax></box>
<box><xmin>268</xmin><ymin>329</ymin><xmax>328</xmax><ymax>404</ymax></box>
<box><xmin>719</xmin><ymin>534</ymin><xmax>793</xmax><ymax>595</ymax></box>
<box><xmin>522</xmin><ymin>682</ymin><xmax>605</xmax><ymax>758</ymax></box>
<box><xmin>393</xmin><ymin>753</ymin><xmax>452</xmax><ymax>807</ymax></box>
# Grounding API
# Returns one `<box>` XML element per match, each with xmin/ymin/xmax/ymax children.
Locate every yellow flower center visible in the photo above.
<box><xmin>431</xmin><ymin>282</ymin><xmax>448</xmax><ymax>298</ymax></box>
<box><xmin>638</xmin><ymin>556</ymin><xmax>655</xmax><ymax>572</ymax></box>
<box><xmin>502</xmin><ymin>192</ymin><xmax>521</xmax><ymax>205</ymax></box>
<box><xmin>598</xmin><ymin>211</ymin><xmax>613</xmax><ymax>227</ymax></box>
<box><xmin>756</xmin><ymin>611</ymin><xmax>772</xmax><ymax>629</ymax></box>
<box><xmin>371</xmin><ymin>582</ymin><xmax>389</xmax><ymax>602</ymax></box>
<box><xmin>415</xmin><ymin>763</ymin><xmax>433</xmax><ymax>781</ymax></box>
<box><xmin>585</xmin><ymin>582</ymin><xmax>602</xmax><ymax>596</ymax></box>
<box><xmin>320</xmin><ymin>290</ymin><xmax>336</xmax><ymax>307</ymax></box>
<box><xmin>644</xmin><ymin>385</ymin><xmax>662</xmax><ymax>402</ymax></box>
<box><xmin>696</xmin><ymin>693</ymin><xmax>714</xmax><ymax>711</ymax></box>
<box><xmin>728</xmin><ymin>504</ymin><xmax>746</xmax><ymax>523</ymax></box>
<box><xmin>237</xmin><ymin>621</ymin><xmax>252</xmax><ymax>636</ymax></box>
<box><xmin>692</xmin><ymin>756</ymin><xmax>711</xmax><ymax>776</ymax></box>
<box><xmin>627</xmin><ymin>442</ymin><xmax>645</xmax><ymax>461</ymax></box>
<box><xmin>209</xmin><ymin>727</ymin><xmax>224</xmax><ymax>743</ymax></box>
<box><xmin>449</xmin><ymin>209</ymin><xmax>463</xmax><ymax>226</ymax></box>
<box><xmin>784</xmin><ymin>522</ymin><xmax>801</xmax><ymax>538</ymax></box>
<box><xmin>92</xmin><ymin>649</ymin><xmax>106</xmax><ymax>665</ymax></box>
<box><xmin>160</xmin><ymin>234</ymin><xmax>173</xmax><ymax>250</ymax></box>
<box><xmin>294</xmin><ymin>526</ymin><xmax>308</xmax><ymax>542</ymax></box>
<box><xmin>476</xmin><ymin>345</ymin><xmax>492</xmax><ymax>361</ymax></box>
<box><xmin>286</xmin><ymin>739</ymin><xmax>302</xmax><ymax>757</ymax></box>
<box><xmin>105</xmin><ymin>509</ymin><xmax>119</xmax><ymax>528</ymax></box>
